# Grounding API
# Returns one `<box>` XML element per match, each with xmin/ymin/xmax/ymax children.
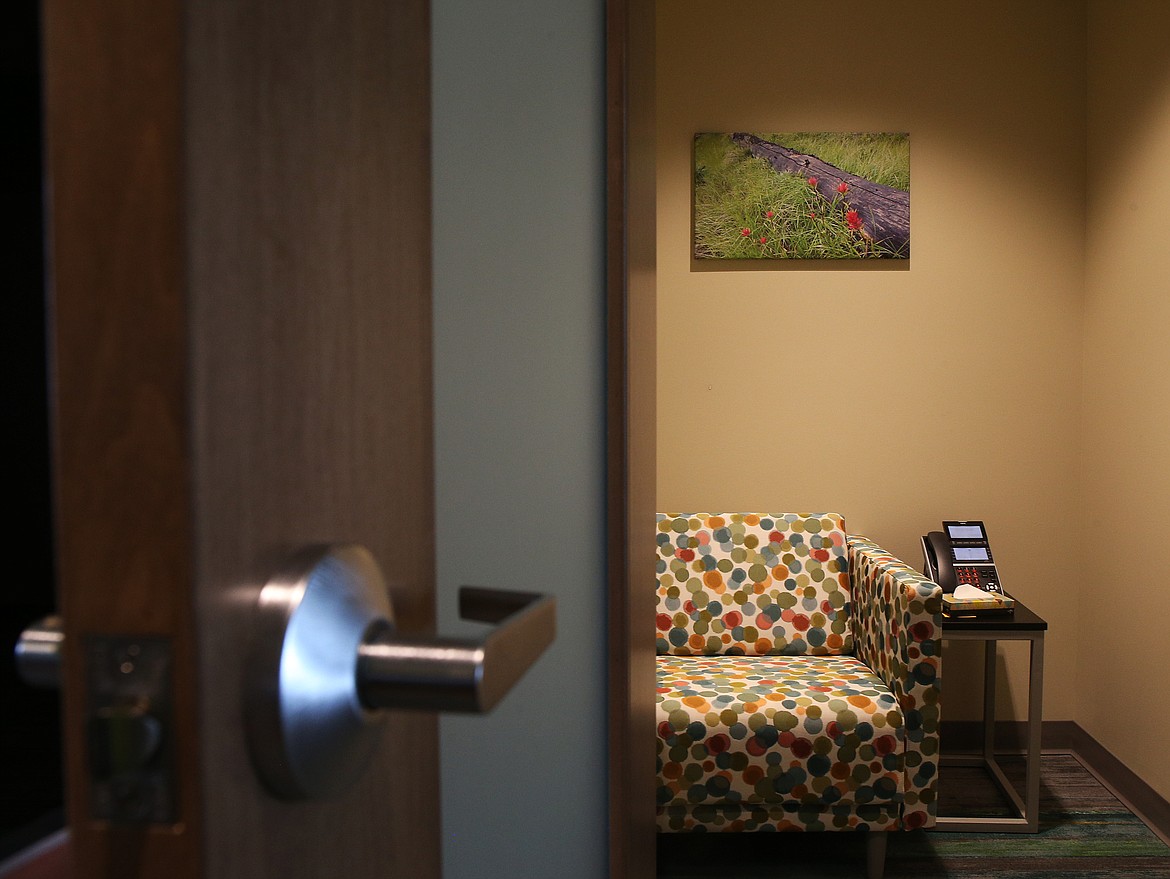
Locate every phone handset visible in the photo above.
<box><xmin>920</xmin><ymin>531</ymin><xmax>956</xmax><ymax>591</ymax></box>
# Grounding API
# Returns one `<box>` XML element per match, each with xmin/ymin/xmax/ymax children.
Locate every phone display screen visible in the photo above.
<box><xmin>953</xmin><ymin>546</ymin><xmax>990</xmax><ymax>562</ymax></box>
<box><xmin>946</xmin><ymin>523</ymin><xmax>985</xmax><ymax>540</ymax></box>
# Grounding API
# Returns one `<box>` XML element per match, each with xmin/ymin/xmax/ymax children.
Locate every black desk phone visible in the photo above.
<box><xmin>921</xmin><ymin>520</ymin><xmax>1007</xmax><ymax>596</ymax></box>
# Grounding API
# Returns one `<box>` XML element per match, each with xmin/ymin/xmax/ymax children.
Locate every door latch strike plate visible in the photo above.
<box><xmin>85</xmin><ymin>635</ymin><xmax>177</xmax><ymax>824</ymax></box>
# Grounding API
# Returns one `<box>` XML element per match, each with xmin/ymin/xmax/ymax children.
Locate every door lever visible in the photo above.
<box><xmin>358</xmin><ymin>586</ymin><xmax>555</xmax><ymax>713</ymax></box>
<box><xmin>245</xmin><ymin>544</ymin><xmax>556</xmax><ymax>801</ymax></box>
<box><xmin>14</xmin><ymin>614</ymin><xmax>65</xmax><ymax>689</ymax></box>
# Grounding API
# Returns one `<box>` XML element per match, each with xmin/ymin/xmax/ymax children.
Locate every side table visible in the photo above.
<box><xmin>934</xmin><ymin>599</ymin><xmax>1048</xmax><ymax>832</ymax></box>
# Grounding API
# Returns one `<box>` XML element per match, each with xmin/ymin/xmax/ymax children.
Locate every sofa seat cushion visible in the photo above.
<box><xmin>656</xmin><ymin>655</ymin><xmax>904</xmax><ymax>810</ymax></box>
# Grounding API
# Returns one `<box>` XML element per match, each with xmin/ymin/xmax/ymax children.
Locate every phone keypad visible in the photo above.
<box><xmin>955</xmin><ymin>565</ymin><xmax>1003</xmax><ymax>594</ymax></box>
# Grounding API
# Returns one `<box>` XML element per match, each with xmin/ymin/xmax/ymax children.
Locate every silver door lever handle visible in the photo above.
<box><xmin>246</xmin><ymin>544</ymin><xmax>556</xmax><ymax>800</ymax></box>
<box><xmin>358</xmin><ymin>586</ymin><xmax>555</xmax><ymax>713</ymax></box>
<box><xmin>14</xmin><ymin>614</ymin><xmax>65</xmax><ymax>689</ymax></box>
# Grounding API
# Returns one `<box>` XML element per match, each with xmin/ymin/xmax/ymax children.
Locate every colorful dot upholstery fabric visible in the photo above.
<box><xmin>848</xmin><ymin>533</ymin><xmax>943</xmax><ymax>830</ymax></box>
<box><xmin>656</xmin><ymin>513</ymin><xmax>852</xmax><ymax>657</ymax></box>
<box><xmin>655</xmin><ymin>513</ymin><xmax>942</xmax><ymax>835</ymax></box>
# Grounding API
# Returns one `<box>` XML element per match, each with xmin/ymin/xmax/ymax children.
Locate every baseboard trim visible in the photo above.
<box><xmin>941</xmin><ymin>719</ymin><xmax>1170</xmax><ymax>843</ymax></box>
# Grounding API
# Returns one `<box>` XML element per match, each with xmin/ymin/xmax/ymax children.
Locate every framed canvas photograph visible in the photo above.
<box><xmin>693</xmin><ymin>132</ymin><xmax>910</xmax><ymax>260</ymax></box>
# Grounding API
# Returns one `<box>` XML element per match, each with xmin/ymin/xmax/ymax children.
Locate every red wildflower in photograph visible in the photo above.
<box><xmin>846</xmin><ymin>210</ymin><xmax>863</xmax><ymax>231</ymax></box>
<box><xmin>808</xmin><ymin>176</ymin><xmax>818</xmax><ymax>188</ymax></box>
<box><xmin>836</xmin><ymin>181</ymin><xmax>849</xmax><ymax>195</ymax></box>
<box><xmin>759</xmin><ymin>236</ymin><xmax>767</xmax><ymax>244</ymax></box>
<box><xmin>741</xmin><ymin>227</ymin><xmax>751</xmax><ymax>236</ymax></box>
<box><xmin>765</xmin><ymin>210</ymin><xmax>774</xmax><ymax>219</ymax></box>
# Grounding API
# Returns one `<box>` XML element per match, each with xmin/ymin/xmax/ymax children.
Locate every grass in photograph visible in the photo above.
<box><xmin>761</xmin><ymin>132</ymin><xmax>910</xmax><ymax>190</ymax></box>
<box><xmin>693</xmin><ymin>132</ymin><xmax>909</xmax><ymax>260</ymax></box>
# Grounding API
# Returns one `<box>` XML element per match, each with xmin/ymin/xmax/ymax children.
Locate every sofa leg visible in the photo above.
<box><xmin>865</xmin><ymin>831</ymin><xmax>888</xmax><ymax>879</ymax></box>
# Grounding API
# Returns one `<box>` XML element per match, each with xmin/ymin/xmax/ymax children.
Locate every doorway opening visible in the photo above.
<box><xmin>1</xmin><ymin>0</ymin><xmax>65</xmax><ymax>862</ymax></box>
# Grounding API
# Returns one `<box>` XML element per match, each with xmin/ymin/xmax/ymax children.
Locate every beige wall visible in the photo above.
<box><xmin>656</xmin><ymin>1</ymin><xmax>1087</xmax><ymax>726</ymax></box>
<box><xmin>1082</xmin><ymin>0</ymin><xmax>1170</xmax><ymax>800</ymax></box>
<box><xmin>656</xmin><ymin>0</ymin><xmax>1170</xmax><ymax>801</ymax></box>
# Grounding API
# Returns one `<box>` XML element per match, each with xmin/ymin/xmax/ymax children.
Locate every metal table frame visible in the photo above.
<box><xmin>934</xmin><ymin>600</ymin><xmax>1048</xmax><ymax>833</ymax></box>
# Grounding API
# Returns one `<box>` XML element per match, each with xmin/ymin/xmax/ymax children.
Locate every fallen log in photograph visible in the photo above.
<box><xmin>729</xmin><ymin>132</ymin><xmax>910</xmax><ymax>258</ymax></box>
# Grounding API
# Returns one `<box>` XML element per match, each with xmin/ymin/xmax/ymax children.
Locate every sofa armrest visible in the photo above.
<box><xmin>847</xmin><ymin>534</ymin><xmax>943</xmax><ymax>830</ymax></box>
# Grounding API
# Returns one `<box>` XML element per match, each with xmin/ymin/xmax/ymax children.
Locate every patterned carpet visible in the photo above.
<box><xmin>657</xmin><ymin>754</ymin><xmax>1170</xmax><ymax>878</ymax></box>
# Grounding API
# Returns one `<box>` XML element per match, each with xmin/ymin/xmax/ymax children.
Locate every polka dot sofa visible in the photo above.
<box><xmin>656</xmin><ymin>513</ymin><xmax>943</xmax><ymax>879</ymax></box>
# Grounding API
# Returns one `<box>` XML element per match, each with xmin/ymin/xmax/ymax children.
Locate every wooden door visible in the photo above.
<box><xmin>42</xmin><ymin>0</ymin><xmax>438</xmax><ymax>876</ymax></box>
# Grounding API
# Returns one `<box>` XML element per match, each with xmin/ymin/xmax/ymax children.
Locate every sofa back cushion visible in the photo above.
<box><xmin>656</xmin><ymin>512</ymin><xmax>852</xmax><ymax>656</ymax></box>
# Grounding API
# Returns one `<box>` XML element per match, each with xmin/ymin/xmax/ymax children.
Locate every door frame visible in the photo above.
<box><xmin>605</xmin><ymin>0</ymin><xmax>656</xmax><ymax>876</ymax></box>
<box><xmin>25</xmin><ymin>0</ymin><xmax>639</xmax><ymax>874</ymax></box>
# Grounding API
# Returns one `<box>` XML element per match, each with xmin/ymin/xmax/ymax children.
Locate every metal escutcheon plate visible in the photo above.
<box><xmin>245</xmin><ymin>544</ymin><xmax>391</xmax><ymax>800</ymax></box>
